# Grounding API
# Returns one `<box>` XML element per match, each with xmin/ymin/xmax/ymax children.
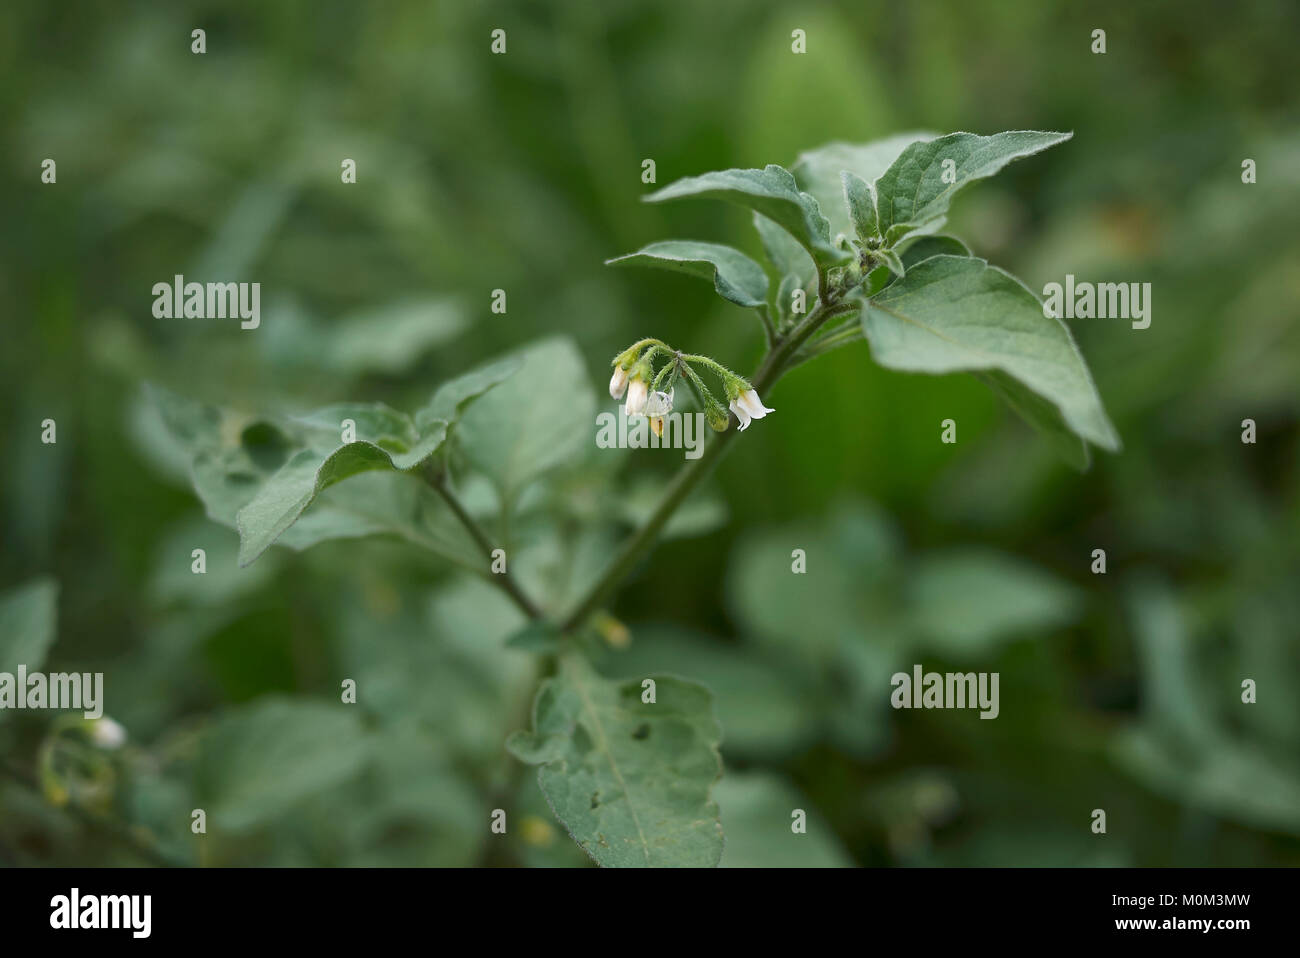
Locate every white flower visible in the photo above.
<box><xmin>90</xmin><ymin>717</ymin><xmax>127</xmax><ymax>749</ymax></box>
<box><xmin>609</xmin><ymin>366</ymin><xmax>629</xmax><ymax>400</ymax></box>
<box><xmin>625</xmin><ymin>378</ymin><xmax>649</xmax><ymax>416</ymax></box>
<box><xmin>728</xmin><ymin>388</ymin><xmax>773</xmax><ymax>431</ymax></box>
<box><xmin>643</xmin><ymin>388</ymin><xmax>674</xmax><ymax>418</ymax></box>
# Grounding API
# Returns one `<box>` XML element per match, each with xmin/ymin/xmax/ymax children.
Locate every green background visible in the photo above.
<box><xmin>2</xmin><ymin>0</ymin><xmax>1298</xmax><ymax>866</ymax></box>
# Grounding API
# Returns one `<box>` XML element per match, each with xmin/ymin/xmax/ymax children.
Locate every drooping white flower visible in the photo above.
<box><xmin>728</xmin><ymin>398</ymin><xmax>752</xmax><ymax>430</ymax></box>
<box><xmin>625</xmin><ymin>378</ymin><xmax>649</xmax><ymax>416</ymax></box>
<box><xmin>728</xmin><ymin>388</ymin><xmax>773</xmax><ymax>431</ymax></box>
<box><xmin>609</xmin><ymin>366</ymin><xmax>629</xmax><ymax>400</ymax></box>
<box><xmin>90</xmin><ymin>717</ymin><xmax>127</xmax><ymax>749</ymax></box>
<box><xmin>643</xmin><ymin>388</ymin><xmax>674</xmax><ymax>418</ymax></box>
<box><xmin>738</xmin><ymin>388</ymin><xmax>773</xmax><ymax>421</ymax></box>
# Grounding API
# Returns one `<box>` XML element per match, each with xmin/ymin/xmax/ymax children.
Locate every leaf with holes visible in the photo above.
<box><xmin>506</xmin><ymin>654</ymin><xmax>724</xmax><ymax>867</ymax></box>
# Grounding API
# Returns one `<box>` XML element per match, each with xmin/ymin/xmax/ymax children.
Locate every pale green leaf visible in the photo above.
<box><xmin>716</xmin><ymin>771</ymin><xmax>853</xmax><ymax>867</ymax></box>
<box><xmin>874</xmin><ymin>130</ymin><xmax>1071</xmax><ymax>244</ymax></box>
<box><xmin>791</xmin><ymin>132</ymin><xmax>937</xmax><ymax>238</ymax></box>
<box><xmin>506</xmin><ymin>654</ymin><xmax>724</xmax><ymax>867</ymax></box>
<box><xmin>752</xmin><ymin>211</ymin><xmax>813</xmax><ymax>283</ymax></box>
<box><xmin>147</xmin><ymin>385</ymin><xmax>483</xmax><ymax>569</ymax></box>
<box><xmin>861</xmin><ymin>255</ymin><xmax>1119</xmax><ymax>465</ymax></box>
<box><xmin>906</xmin><ymin>549</ymin><xmax>1081</xmax><ymax>655</ymax></box>
<box><xmin>194</xmin><ymin>697</ymin><xmax>370</xmax><ymax>832</ymax></box>
<box><xmin>0</xmin><ymin>577</ymin><xmax>59</xmax><ymax>675</ymax></box>
<box><xmin>417</xmin><ymin>355</ymin><xmax>524</xmax><ymax>429</ymax></box>
<box><xmin>841</xmin><ymin>170</ymin><xmax>878</xmax><ymax>242</ymax></box>
<box><xmin>457</xmin><ymin>337</ymin><xmax>596</xmax><ymax>504</ymax></box>
<box><xmin>596</xmin><ymin>626</ymin><xmax>817</xmax><ymax>758</ymax></box>
<box><xmin>321</xmin><ymin>298</ymin><xmax>467</xmax><ymax>376</ymax></box>
<box><xmin>646</xmin><ymin>165</ymin><xmax>846</xmax><ymax>268</ymax></box>
<box><xmin>606</xmin><ymin>240</ymin><xmax>768</xmax><ymax>308</ymax></box>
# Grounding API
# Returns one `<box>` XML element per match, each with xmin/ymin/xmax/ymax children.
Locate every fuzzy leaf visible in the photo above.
<box><xmin>841</xmin><ymin>170</ymin><xmax>879</xmax><ymax>242</ymax></box>
<box><xmin>506</xmin><ymin>654</ymin><xmax>724</xmax><ymax>867</ymax></box>
<box><xmin>791</xmin><ymin>132</ymin><xmax>937</xmax><ymax>239</ymax></box>
<box><xmin>874</xmin><ymin>130</ymin><xmax>1072</xmax><ymax>244</ymax></box>
<box><xmin>861</xmin><ymin>255</ymin><xmax>1119</xmax><ymax>466</ymax></box>
<box><xmin>646</xmin><ymin>165</ymin><xmax>846</xmax><ymax>268</ymax></box>
<box><xmin>606</xmin><ymin>240</ymin><xmax>769</xmax><ymax>308</ymax></box>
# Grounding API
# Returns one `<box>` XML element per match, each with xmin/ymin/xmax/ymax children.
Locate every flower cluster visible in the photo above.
<box><xmin>608</xmin><ymin>339</ymin><xmax>773</xmax><ymax>434</ymax></box>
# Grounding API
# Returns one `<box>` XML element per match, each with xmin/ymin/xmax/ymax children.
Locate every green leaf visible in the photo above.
<box><xmin>876</xmin><ymin>247</ymin><xmax>905</xmax><ymax>279</ymax></box>
<box><xmin>606</xmin><ymin>240</ymin><xmax>768</xmax><ymax>309</ymax></box>
<box><xmin>791</xmin><ymin>132</ymin><xmax>937</xmax><ymax>239</ymax></box>
<box><xmin>504</xmin><ymin>620</ymin><xmax>562</xmax><ymax>653</ymax></box>
<box><xmin>0</xmin><ymin>577</ymin><xmax>59</xmax><ymax>675</ymax></box>
<box><xmin>874</xmin><ymin>130</ymin><xmax>1072</xmax><ymax>244</ymax></box>
<box><xmin>753</xmin><ymin>212</ymin><xmax>813</xmax><ymax>282</ymax></box>
<box><xmin>152</xmin><ymin>356</ymin><xmax>520</xmax><ymax>568</ymax></box>
<box><xmin>906</xmin><ymin>549</ymin><xmax>1081</xmax><ymax>656</ymax></box>
<box><xmin>716</xmin><ymin>771</ymin><xmax>853</xmax><ymax>867</ymax></box>
<box><xmin>457</xmin><ymin>337</ymin><xmax>596</xmax><ymax>504</ymax></box>
<box><xmin>417</xmin><ymin>355</ymin><xmax>524</xmax><ymax>429</ymax></box>
<box><xmin>235</xmin><ymin>438</ymin><xmax>428</xmax><ymax>567</ymax></box>
<box><xmin>898</xmin><ymin>234</ymin><xmax>970</xmax><ymax>270</ymax></box>
<box><xmin>841</xmin><ymin>170</ymin><xmax>878</xmax><ymax>242</ymax></box>
<box><xmin>861</xmin><ymin>255</ymin><xmax>1119</xmax><ymax>466</ymax></box>
<box><xmin>506</xmin><ymin>654</ymin><xmax>724</xmax><ymax>867</ymax></box>
<box><xmin>194</xmin><ymin>697</ymin><xmax>370</xmax><ymax>832</ymax></box>
<box><xmin>646</xmin><ymin>165</ymin><xmax>846</xmax><ymax>269</ymax></box>
<box><xmin>321</xmin><ymin>298</ymin><xmax>467</xmax><ymax>376</ymax></box>
<box><xmin>596</xmin><ymin>625</ymin><xmax>817</xmax><ymax>758</ymax></box>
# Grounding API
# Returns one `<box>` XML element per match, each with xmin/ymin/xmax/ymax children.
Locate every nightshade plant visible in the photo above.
<box><xmin>147</xmin><ymin>130</ymin><xmax>1117</xmax><ymax>867</ymax></box>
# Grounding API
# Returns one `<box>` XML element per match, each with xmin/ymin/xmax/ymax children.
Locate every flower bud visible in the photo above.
<box><xmin>625</xmin><ymin>377</ymin><xmax>649</xmax><ymax>416</ymax></box>
<box><xmin>609</xmin><ymin>365</ymin><xmax>630</xmax><ymax>400</ymax></box>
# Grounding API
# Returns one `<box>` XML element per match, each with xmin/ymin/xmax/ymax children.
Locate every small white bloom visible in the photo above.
<box><xmin>737</xmin><ymin>388</ymin><xmax>773</xmax><ymax>421</ymax></box>
<box><xmin>609</xmin><ymin>366</ymin><xmax>629</xmax><ymax>400</ymax></box>
<box><xmin>728</xmin><ymin>388</ymin><xmax>772</xmax><ymax>431</ymax></box>
<box><xmin>90</xmin><ymin>717</ymin><xmax>127</xmax><ymax>749</ymax></box>
<box><xmin>728</xmin><ymin>398</ymin><xmax>752</xmax><ymax>431</ymax></box>
<box><xmin>644</xmin><ymin>388</ymin><xmax>674</xmax><ymax>418</ymax></box>
<box><xmin>625</xmin><ymin>378</ymin><xmax>649</xmax><ymax>416</ymax></box>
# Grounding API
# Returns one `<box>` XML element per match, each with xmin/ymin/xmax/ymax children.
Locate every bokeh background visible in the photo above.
<box><xmin>2</xmin><ymin>0</ymin><xmax>1298</xmax><ymax>866</ymax></box>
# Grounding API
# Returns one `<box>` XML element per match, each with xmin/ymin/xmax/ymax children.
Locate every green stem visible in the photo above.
<box><xmin>422</xmin><ymin>465</ymin><xmax>544</xmax><ymax>620</ymax></box>
<box><xmin>560</xmin><ymin>298</ymin><xmax>858</xmax><ymax>632</ymax></box>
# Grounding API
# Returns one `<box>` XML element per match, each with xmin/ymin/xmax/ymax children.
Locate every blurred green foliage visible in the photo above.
<box><xmin>2</xmin><ymin>0</ymin><xmax>1298</xmax><ymax>866</ymax></box>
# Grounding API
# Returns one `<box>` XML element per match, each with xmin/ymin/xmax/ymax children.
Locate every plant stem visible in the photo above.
<box><xmin>560</xmin><ymin>298</ymin><xmax>859</xmax><ymax>631</ymax></box>
<box><xmin>422</xmin><ymin>466</ymin><xmax>544</xmax><ymax>620</ymax></box>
